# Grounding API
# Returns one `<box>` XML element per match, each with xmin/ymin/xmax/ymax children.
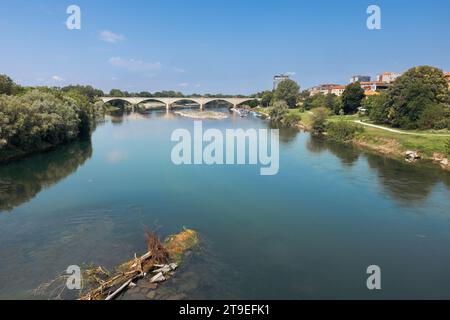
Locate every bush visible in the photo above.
<box><xmin>326</xmin><ymin>121</ymin><xmax>364</xmax><ymax>142</ymax></box>
<box><xmin>269</xmin><ymin>100</ymin><xmax>299</xmax><ymax>127</ymax></box>
<box><xmin>310</xmin><ymin>107</ymin><xmax>329</xmax><ymax>134</ymax></box>
<box><xmin>0</xmin><ymin>74</ymin><xmax>22</xmax><ymax>95</ymax></box>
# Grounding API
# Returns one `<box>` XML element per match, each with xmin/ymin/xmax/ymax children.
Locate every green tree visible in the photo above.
<box><xmin>269</xmin><ymin>100</ymin><xmax>299</xmax><ymax>127</ymax></box>
<box><xmin>302</xmin><ymin>93</ymin><xmax>341</xmax><ymax>113</ymax></box>
<box><xmin>324</xmin><ymin>94</ymin><xmax>342</xmax><ymax>114</ymax></box>
<box><xmin>0</xmin><ymin>74</ymin><xmax>21</xmax><ymax>95</ymax></box>
<box><xmin>260</xmin><ymin>91</ymin><xmax>273</xmax><ymax>107</ymax></box>
<box><xmin>273</xmin><ymin>79</ymin><xmax>300</xmax><ymax>108</ymax></box>
<box><xmin>383</xmin><ymin>66</ymin><xmax>450</xmax><ymax>129</ymax></box>
<box><xmin>341</xmin><ymin>82</ymin><xmax>365</xmax><ymax>114</ymax></box>
<box><xmin>417</xmin><ymin>104</ymin><xmax>450</xmax><ymax>130</ymax></box>
<box><xmin>109</xmin><ymin>89</ymin><xmax>125</xmax><ymax>97</ymax></box>
<box><xmin>364</xmin><ymin>93</ymin><xmax>388</xmax><ymax>124</ymax></box>
<box><xmin>61</xmin><ymin>85</ymin><xmax>104</xmax><ymax>102</ymax></box>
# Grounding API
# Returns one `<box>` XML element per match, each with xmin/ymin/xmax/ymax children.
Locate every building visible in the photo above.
<box><xmin>350</xmin><ymin>75</ymin><xmax>371</xmax><ymax>83</ymax></box>
<box><xmin>376</xmin><ymin>72</ymin><xmax>402</xmax><ymax>83</ymax></box>
<box><xmin>273</xmin><ymin>74</ymin><xmax>290</xmax><ymax>90</ymax></box>
<box><xmin>360</xmin><ymin>81</ymin><xmax>390</xmax><ymax>92</ymax></box>
<box><xmin>330</xmin><ymin>85</ymin><xmax>346</xmax><ymax>96</ymax></box>
<box><xmin>308</xmin><ymin>84</ymin><xmax>346</xmax><ymax>96</ymax></box>
<box><xmin>308</xmin><ymin>84</ymin><xmax>338</xmax><ymax>96</ymax></box>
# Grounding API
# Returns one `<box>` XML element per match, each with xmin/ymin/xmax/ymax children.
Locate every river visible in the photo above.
<box><xmin>0</xmin><ymin>108</ymin><xmax>449</xmax><ymax>299</ymax></box>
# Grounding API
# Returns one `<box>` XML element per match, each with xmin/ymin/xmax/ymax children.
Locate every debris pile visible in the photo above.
<box><xmin>78</xmin><ymin>228</ymin><xmax>199</xmax><ymax>300</ymax></box>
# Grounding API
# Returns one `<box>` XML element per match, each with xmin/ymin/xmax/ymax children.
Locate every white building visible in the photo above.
<box><xmin>350</xmin><ymin>75</ymin><xmax>371</xmax><ymax>83</ymax></box>
<box><xmin>376</xmin><ymin>72</ymin><xmax>402</xmax><ymax>83</ymax></box>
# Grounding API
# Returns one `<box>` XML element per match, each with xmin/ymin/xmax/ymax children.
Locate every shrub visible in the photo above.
<box><xmin>310</xmin><ymin>107</ymin><xmax>329</xmax><ymax>134</ymax></box>
<box><xmin>269</xmin><ymin>100</ymin><xmax>299</xmax><ymax>127</ymax></box>
<box><xmin>326</xmin><ymin>121</ymin><xmax>364</xmax><ymax>142</ymax></box>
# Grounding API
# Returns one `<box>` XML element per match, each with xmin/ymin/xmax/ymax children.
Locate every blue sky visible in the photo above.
<box><xmin>0</xmin><ymin>0</ymin><xmax>449</xmax><ymax>94</ymax></box>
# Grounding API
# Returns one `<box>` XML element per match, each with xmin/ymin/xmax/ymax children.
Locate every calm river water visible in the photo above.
<box><xmin>1</xmin><ymin>108</ymin><xmax>450</xmax><ymax>299</ymax></box>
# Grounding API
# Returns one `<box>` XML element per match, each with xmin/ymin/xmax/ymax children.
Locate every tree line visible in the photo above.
<box><xmin>305</xmin><ymin>66</ymin><xmax>449</xmax><ymax>130</ymax></box>
<box><xmin>262</xmin><ymin>66</ymin><xmax>450</xmax><ymax>132</ymax></box>
<box><xmin>0</xmin><ymin>75</ymin><xmax>103</xmax><ymax>162</ymax></box>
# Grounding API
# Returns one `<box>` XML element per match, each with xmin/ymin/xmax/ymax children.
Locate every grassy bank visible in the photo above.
<box><xmin>251</xmin><ymin>108</ymin><xmax>448</xmax><ymax>168</ymax></box>
<box><xmin>319</xmin><ymin>112</ymin><xmax>447</xmax><ymax>163</ymax></box>
<box><xmin>354</xmin><ymin>126</ymin><xmax>449</xmax><ymax>159</ymax></box>
<box><xmin>281</xmin><ymin>109</ymin><xmax>449</xmax><ymax>168</ymax></box>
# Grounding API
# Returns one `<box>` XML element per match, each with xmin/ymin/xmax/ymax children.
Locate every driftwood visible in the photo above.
<box><xmin>79</xmin><ymin>229</ymin><xmax>199</xmax><ymax>300</ymax></box>
<box><xmin>105</xmin><ymin>279</ymin><xmax>134</xmax><ymax>301</ymax></box>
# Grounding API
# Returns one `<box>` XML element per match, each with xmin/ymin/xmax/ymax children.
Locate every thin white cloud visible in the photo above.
<box><xmin>52</xmin><ymin>75</ymin><xmax>64</xmax><ymax>81</ymax></box>
<box><xmin>100</xmin><ymin>30</ymin><xmax>125</xmax><ymax>43</ymax></box>
<box><xmin>179</xmin><ymin>82</ymin><xmax>189</xmax><ymax>87</ymax></box>
<box><xmin>285</xmin><ymin>71</ymin><xmax>296</xmax><ymax>76</ymax></box>
<box><xmin>109</xmin><ymin>57</ymin><xmax>162</xmax><ymax>72</ymax></box>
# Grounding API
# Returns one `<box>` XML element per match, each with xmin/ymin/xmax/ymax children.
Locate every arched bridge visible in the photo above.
<box><xmin>100</xmin><ymin>96</ymin><xmax>260</xmax><ymax>110</ymax></box>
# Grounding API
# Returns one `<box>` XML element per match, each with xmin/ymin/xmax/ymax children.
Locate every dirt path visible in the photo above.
<box><xmin>353</xmin><ymin>121</ymin><xmax>450</xmax><ymax>137</ymax></box>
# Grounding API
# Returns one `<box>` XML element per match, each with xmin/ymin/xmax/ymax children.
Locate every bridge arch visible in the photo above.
<box><xmin>170</xmin><ymin>98</ymin><xmax>203</xmax><ymax>108</ymax></box>
<box><xmin>103</xmin><ymin>98</ymin><xmax>133</xmax><ymax>105</ymax></box>
<box><xmin>236</xmin><ymin>98</ymin><xmax>259</xmax><ymax>106</ymax></box>
<box><xmin>203</xmin><ymin>98</ymin><xmax>234</xmax><ymax>108</ymax></box>
<box><xmin>137</xmin><ymin>98</ymin><xmax>169</xmax><ymax>109</ymax></box>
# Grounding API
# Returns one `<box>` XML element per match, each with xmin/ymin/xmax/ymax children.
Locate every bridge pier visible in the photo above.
<box><xmin>166</xmin><ymin>103</ymin><xmax>171</xmax><ymax>111</ymax></box>
<box><xmin>200</xmin><ymin>104</ymin><xmax>204</xmax><ymax>111</ymax></box>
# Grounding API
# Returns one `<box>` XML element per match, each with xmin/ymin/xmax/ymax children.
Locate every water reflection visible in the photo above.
<box><xmin>306</xmin><ymin>136</ymin><xmax>450</xmax><ymax>204</ymax></box>
<box><xmin>306</xmin><ymin>136</ymin><xmax>360</xmax><ymax>166</ymax></box>
<box><xmin>0</xmin><ymin>140</ymin><xmax>92</xmax><ymax>212</ymax></box>
<box><xmin>366</xmin><ymin>154</ymin><xmax>450</xmax><ymax>204</ymax></box>
<box><xmin>276</xmin><ymin>127</ymin><xmax>299</xmax><ymax>145</ymax></box>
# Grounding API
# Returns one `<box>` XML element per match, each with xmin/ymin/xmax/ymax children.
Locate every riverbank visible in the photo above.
<box><xmin>326</xmin><ymin>115</ymin><xmax>449</xmax><ymax>170</ymax></box>
<box><xmin>255</xmin><ymin>107</ymin><xmax>450</xmax><ymax>170</ymax></box>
